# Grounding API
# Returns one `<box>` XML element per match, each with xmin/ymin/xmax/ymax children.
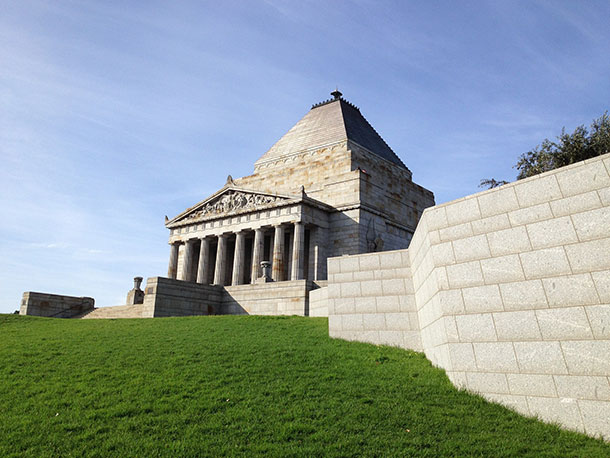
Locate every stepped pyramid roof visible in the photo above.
<box><xmin>254</xmin><ymin>90</ymin><xmax>407</xmax><ymax>169</ymax></box>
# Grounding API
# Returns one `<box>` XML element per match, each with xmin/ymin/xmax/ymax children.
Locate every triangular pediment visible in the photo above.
<box><xmin>166</xmin><ymin>186</ymin><xmax>297</xmax><ymax>227</ymax></box>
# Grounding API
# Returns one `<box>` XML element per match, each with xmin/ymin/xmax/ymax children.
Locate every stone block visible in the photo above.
<box><xmin>499</xmin><ymin>280</ymin><xmax>548</xmax><ymax>311</ymax></box>
<box><xmin>379</xmin><ymin>250</ymin><xmax>405</xmax><ymax>268</ymax></box>
<box><xmin>513</xmin><ymin>341</ymin><xmax>568</xmax><ymax>374</ymax></box>
<box><xmin>446</xmin><ymin>197</ymin><xmax>481</xmax><ymax>226</ymax></box>
<box><xmin>377</xmin><ymin>330</ymin><xmax>404</xmax><ymax>347</ymax></box>
<box><xmin>339</xmin><ymin>255</ymin><xmax>360</xmax><ymax>273</ymax></box>
<box><xmin>462</xmin><ymin>284</ymin><xmax>503</xmax><ymax>313</ymax></box>
<box><xmin>439</xmin><ymin>222</ymin><xmax>474</xmax><ymax>242</ymax></box>
<box><xmin>561</xmin><ymin>341</ymin><xmax>610</xmax><ymax>375</ymax></box>
<box><xmin>333</xmin><ymin>272</ymin><xmax>353</xmax><ymax>282</ymax></box>
<box><xmin>514</xmin><ymin>174</ymin><xmax>563</xmax><ymax>208</ymax></box>
<box><xmin>376</xmin><ymin>295</ymin><xmax>400</xmax><ymax>312</ymax></box>
<box><xmin>425</xmin><ymin>206</ymin><xmax>448</xmax><ymax>231</ymax></box>
<box><xmin>327</xmin><ymin>283</ymin><xmax>341</xmax><ymax>299</ymax></box>
<box><xmin>493</xmin><ymin>310</ymin><xmax>541</xmax><ymax>341</ymax></box>
<box><xmin>599</xmin><ymin>187</ymin><xmax>610</xmax><ymax>206</ymax></box>
<box><xmin>550</xmin><ymin>191</ymin><xmax>602</xmax><ymax>217</ymax></box>
<box><xmin>555</xmin><ymin>160</ymin><xmax>610</xmax><ymax>197</ymax></box>
<box><xmin>554</xmin><ymin>375</ymin><xmax>610</xmax><ymax>401</ymax></box>
<box><xmin>507</xmin><ymin>373</ymin><xmax>557</xmax><ymax>397</ymax></box>
<box><xmin>448</xmin><ymin>343</ymin><xmax>477</xmax><ymax>371</ymax></box>
<box><xmin>404</xmin><ymin>331</ymin><xmax>423</xmax><ymax>351</ymax></box>
<box><xmin>446</xmin><ymin>261</ymin><xmax>484</xmax><ymax>288</ymax></box>
<box><xmin>473</xmin><ymin>342</ymin><xmax>519</xmax><ymax>372</ymax></box>
<box><xmin>382</xmin><ymin>278</ymin><xmax>406</xmax><ymax>295</ymax></box>
<box><xmin>477</xmin><ymin>186</ymin><xmax>520</xmax><ymax>218</ymax></box>
<box><xmin>452</xmin><ymin>234</ymin><xmax>490</xmax><ymax>263</ymax></box>
<box><xmin>579</xmin><ymin>399</ymin><xmax>610</xmax><ymax>439</ymax></box>
<box><xmin>508</xmin><ymin>203</ymin><xmax>554</xmax><ymax>227</ymax></box>
<box><xmin>466</xmin><ymin>372</ymin><xmax>510</xmax><ymax>394</ymax></box>
<box><xmin>519</xmin><ymin>247</ymin><xmax>572</xmax><ymax>279</ymax></box>
<box><xmin>438</xmin><ymin>289</ymin><xmax>465</xmax><ymax>314</ymax></box>
<box><xmin>565</xmin><ymin>237</ymin><xmax>610</xmax><ymax>273</ymax></box>
<box><xmin>341</xmin><ymin>314</ymin><xmax>364</xmax><ymax>331</ymax></box>
<box><xmin>542</xmin><ymin>274</ymin><xmax>599</xmax><ymax>307</ymax></box>
<box><xmin>399</xmin><ymin>295</ymin><xmax>417</xmax><ymax>312</ymax></box>
<box><xmin>328</xmin><ymin>315</ymin><xmax>342</xmax><ymax>332</ymax></box>
<box><xmin>591</xmin><ymin>271</ymin><xmax>610</xmax><ymax>302</ymax></box>
<box><xmin>455</xmin><ymin>313</ymin><xmax>497</xmax><ymax>342</ymax></box>
<box><xmin>482</xmin><ymin>393</ymin><xmax>530</xmax><ymax>416</ymax></box>
<box><xmin>353</xmin><ymin>297</ymin><xmax>376</xmax><ymax>313</ymax></box>
<box><xmin>362</xmin><ymin>313</ymin><xmax>386</xmax><ymax>331</ymax></box>
<box><xmin>444</xmin><ymin>316</ymin><xmax>459</xmax><ymax>342</ymax></box>
<box><xmin>447</xmin><ymin>371</ymin><xmax>468</xmax><ymax>389</ymax></box>
<box><xmin>571</xmin><ymin>206</ymin><xmax>610</xmax><ymax>242</ymax></box>
<box><xmin>480</xmin><ymin>255</ymin><xmax>525</xmax><ymax>284</ymax></box>
<box><xmin>487</xmin><ymin>226</ymin><xmax>531</xmax><ymax>257</ymax></box>
<box><xmin>358</xmin><ymin>253</ymin><xmax>380</xmax><ymax>269</ymax></box>
<box><xmin>384</xmin><ymin>312</ymin><xmax>411</xmax><ymax>330</ymax></box>
<box><xmin>430</xmin><ymin>242</ymin><xmax>455</xmax><ymax>266</ymax></box>
<box><xmin>332</xmin><ymin>297</ymin><xmax>356</xmax><ymax>315</ymax></box>
<box><xmin>526</xmin><ymin>396</ymin><xmax>584</xmax><ymax>432</ymax></box>
<box><xmin>471</xmin><ymin>213</ymin><xmax>511</xmax><ymax>236</ymax></box>
<box><xmin>352</xmin><ymin>270</ymin><xmax>375</xmax><ymax>281</ymax></box>
<box><xmin>360</xmin><ymin>280</ymin><xmax>383</xmax><ymax>296</ymax></box>
<box><xmin>526</xmin><ymin>216</ymin><xmax>578</xmax><ymax>250</ymax></box>
<box><xmin>585</xmin><ymin>304</ymin><xmax>610</xmax><ymax>339</ymax></box>
<box><xmin>340</xmin><ymin>281</ymin><xmax>362</xmax><ymax>298</ymax></box>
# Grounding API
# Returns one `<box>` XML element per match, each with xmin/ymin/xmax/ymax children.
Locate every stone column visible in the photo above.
<box><xmin>272</xmin><ymin>225</ymin><xmax>285</xmax><ymax>282</ymax></box>
<box><xmin>232</xmin><ymin>231</ymin><xmax>245</xmax><ymax>286</ymax></box>
<box><xmin>291</xmin><ymin>222</ymin><xmax>305</xmax><ymax>280</ymax></box>
<box><xmin>251</xmin><ymin>228</ymin><xmax>264</xmax><ymax>284</ymax></box>
<box><xmin>179</xmin><ymin>239</ymin><xmax>195</xmax><ymax>281</ymax></box>
<box><xmin>307</xmin><ymin>227</ymin><xmax>316</xmax><ymax>281</ymax></box>
<box><xmin>167</xmin><ymin>242</ymin><xmax>180</xmax><ymax>279</ymax></box>
<box><xmin>196</xmin><ymin>238</ymin><xmax>210</xmax><ymax>284</ymax></box>
<box><xmin>213</xmin><ymin>235</ymin><xmax>227</xmax><ymax>286</ymax></box>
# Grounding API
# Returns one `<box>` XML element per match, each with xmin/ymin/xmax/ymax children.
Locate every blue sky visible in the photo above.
<box><xmin>1</xmin><ymin>0</ymin><xmax>609</xmax><ymax>312</ymax></box>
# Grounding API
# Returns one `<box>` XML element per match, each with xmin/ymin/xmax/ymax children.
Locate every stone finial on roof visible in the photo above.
<box><xmin>331</xmin><ymin>88</ymin><xmax>342</xmax><ymax>100</ymax></box>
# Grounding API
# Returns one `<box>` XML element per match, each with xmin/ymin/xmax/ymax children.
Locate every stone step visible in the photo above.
<box><xmin>80</xmin><ymin>304</ymin><xmax>144</xmax><ymax>319</ymax></box>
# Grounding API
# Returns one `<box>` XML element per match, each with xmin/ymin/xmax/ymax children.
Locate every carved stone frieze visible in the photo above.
<box><xmin>186</xmin><ymin>191</ymin><xmax>283</xmax><ymax>222</ymax></box>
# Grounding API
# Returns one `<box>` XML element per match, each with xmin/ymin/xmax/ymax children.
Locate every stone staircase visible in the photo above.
<box><xmin>78</xmin><ymin>304</ymin><xmax>145</xmax><ymax>319</ymax></box>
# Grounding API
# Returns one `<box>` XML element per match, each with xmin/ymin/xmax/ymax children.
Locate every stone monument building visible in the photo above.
<box><xmin>165</xmin><ymin>90</ymin><xmax>434</xmax><ymax>292</ymax></box>
<box><xmin>20</xmin><ymin>90</ymin><xmax>434</xmax><ymax>318</ymax></box>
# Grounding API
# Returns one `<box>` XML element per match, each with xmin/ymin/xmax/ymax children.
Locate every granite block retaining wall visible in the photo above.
<box><xmin>20</xmin><ymin>292</ymin><xmax>94</xmax><ymax>318</ymax></box>
<box><xmin>327</xmin><ymin>152</ymin><xmax>610</xmax><ymax>439</ymax></box>
<box><xmin>223</xmin><ymin>280</ymin><xmax>311</xmax><ymax>315</ymax></box>
<box><xmin>142</xmin><ymin>277</ymin><xmax>223</xmax><ymax>317</ymax></box>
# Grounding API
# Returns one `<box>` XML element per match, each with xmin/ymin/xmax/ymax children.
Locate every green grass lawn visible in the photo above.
<box><xmin>1</xmin><ymin>314</ymin><xmax>608</xmax><ymax>457</ymax></box>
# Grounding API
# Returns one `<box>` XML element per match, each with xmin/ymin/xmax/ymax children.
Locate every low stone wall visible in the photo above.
<box><xmin>141</xmin><ymin>277</ymin><xmax>311</xmax><ymax>317</ymax></box>
<box><xmin>223</xmin><ymin>280</ymin><xmax>311</xmax><ymax>315</ymax></box>
<box><xmin>326</xmin><ymin>152</ymin><xmax>610</xmax><ymax>439</ymax></box>
<box><xmin>142</xmin><ymin>277</ymin><xmax>222</xmax><ymax>317</ymax></box>
<box><xmin>20</xmin><ymin>292</ymin><xmax>94</xmax><ymax>318</ymax></box>
<box><xmin>327</xmin><ymin>250</ymin><xmax>421</xmax><ymax>350</ymax></box>
<box><xmin>309</xmin><ymin>284</ymin><xmax>328</xmax><ymax>317</ymax></box>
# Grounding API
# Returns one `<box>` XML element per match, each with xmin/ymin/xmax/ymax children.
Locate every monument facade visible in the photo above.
<box><xmin>164</xmin><ymin>90</ymin><xmax>435</xmax><ymax>296</ymax></box>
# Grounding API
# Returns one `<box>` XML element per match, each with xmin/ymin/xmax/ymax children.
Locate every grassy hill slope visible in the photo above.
<box><xmin>1</xmin><ymin>314</ymin><xmax>608</xmax><ymax>457</ymax></box>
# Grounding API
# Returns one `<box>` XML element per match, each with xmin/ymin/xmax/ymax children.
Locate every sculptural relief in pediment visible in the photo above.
<box><xmin>184</xmin><ymin>190</ymin><xmax>287</xmax><ymax>222</ymax></box>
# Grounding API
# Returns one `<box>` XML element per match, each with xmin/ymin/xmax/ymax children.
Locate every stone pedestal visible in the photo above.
<box><xmin>126</xmin><ymin>276</ymin><xmax>144</xmax><ymax>305</ymax></box>
<box><xmin>257</xmin><ymin>261</ymin><xmax>273</xmax><ymax>283</ymax></box>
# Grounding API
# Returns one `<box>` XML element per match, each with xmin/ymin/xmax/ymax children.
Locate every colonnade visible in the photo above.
<box><xmin>167</xmin><ymin>222</ymin><xmax>309</xmax><ymax>286</ymax></box>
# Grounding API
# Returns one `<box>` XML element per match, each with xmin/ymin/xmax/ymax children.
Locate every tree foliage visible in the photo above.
<box><xmin>481</xmin><ymin>111</ymin><xmax>610</xmax><ymax>188</ymax></box>
<box><xmin>515</xmin><ymin>111</ymin><xmax>610</xmax><ymax>179</ymax></box>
